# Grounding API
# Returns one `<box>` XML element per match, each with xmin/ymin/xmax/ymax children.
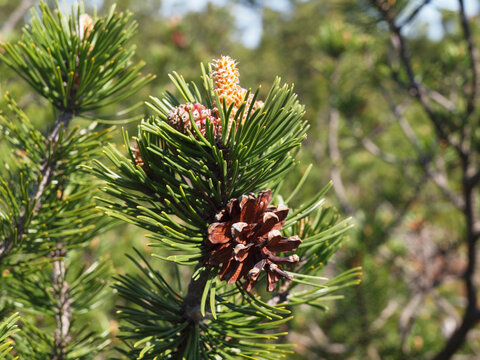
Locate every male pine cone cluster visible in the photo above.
<box><xmin>211</xmin><ymin>55</ymin><xmax>263</xmax><ymax>127</ymax></box>
<box><xmin>206</xmin><ymin>190</ymin><xmax>301</xmax><ymax>292</ymax></box>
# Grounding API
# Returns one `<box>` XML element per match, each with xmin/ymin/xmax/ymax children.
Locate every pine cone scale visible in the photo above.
<box><xmin>266</xmin><ymin>234</ymin><xmax>302</xmax><ymax>252</ymax></box>
<box><xmin>208</xmin><ymin>222</ymin><xmax>232</xmax><ymax>244</ymax></box>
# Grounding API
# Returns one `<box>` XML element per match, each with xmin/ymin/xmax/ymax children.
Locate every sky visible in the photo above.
<box><xmin>405</xmin><ymin>0</ymin><xmax>479</xmax><ymax>40</ymax></box>
<box><xmin>159</xmin><ymin>0</ymin><xmax>479</xmax><ymax>47</ymax></box>
<box><xmin>69</xmin><ymin>0</ymin><xmax>480</xmax><ymax>48</ymax></box>
<box><xmin>160</xmin><ymin>0</ymin><xmax>291</xmax><ymax>47</ymax></box>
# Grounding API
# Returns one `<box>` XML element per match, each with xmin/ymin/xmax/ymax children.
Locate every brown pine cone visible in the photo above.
<box><xmin>206</xmin><ymin>189</ymin><xmax>301</xmax><ymax>292</ymax></box>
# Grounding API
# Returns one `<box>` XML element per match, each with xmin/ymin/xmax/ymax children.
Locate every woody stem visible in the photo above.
<box><xmin>181</xmin><ymin>265</ymin><xmax>212</xmax><ymax>323</ymax></box>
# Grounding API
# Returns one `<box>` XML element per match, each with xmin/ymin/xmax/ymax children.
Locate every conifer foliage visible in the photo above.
<box><xmin>0</xmin><ymin>1</ymin><xmax>359</xmax><ymax>357</ymax></box>
<box><xmin>0</xmin><ymin>1</ymin><xmax>152</xmax><ymax>359</ymax></box>
<box><xmin>93</xmin><ymin>56</ymin><xmax>361</xmax><ymax>359</ymax></box>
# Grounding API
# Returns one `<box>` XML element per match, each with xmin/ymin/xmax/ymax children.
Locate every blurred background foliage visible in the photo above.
<box><xmin>1</xmin><ymin>0</ymin><xmax>479</xmax><ymax>359</ymax></box>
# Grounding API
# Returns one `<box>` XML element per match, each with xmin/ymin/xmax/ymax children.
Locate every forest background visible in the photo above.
<box><xmin>1</xmin><ymin>0</ymin><xmax>480</xmax><ymax>359</ymax></box>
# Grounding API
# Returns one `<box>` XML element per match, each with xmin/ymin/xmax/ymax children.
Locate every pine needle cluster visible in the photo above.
<box><xmin>0</xmin><ymin>1</ymin><xmax>153</xmax><ymax>358</ymax></box>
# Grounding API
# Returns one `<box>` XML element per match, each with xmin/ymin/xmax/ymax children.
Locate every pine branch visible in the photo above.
<box><xmin>50</xmin><ymin>246</ymin><xmax>73</xmax><ymax>360</ymax></box>
<box><xmin>0</xmin><ymin>2</ymin><xmax>152</xmax><ymax>358</ymax></box>
<box><xmin>0</xmin><ymin>313</ymin><xmax>20</xmax><ymax>358</ymax></box>
<box><xmin>30</xmin><ymin>111</ymin><xmax>74</xmax><ymax>216</ymax></box>
<box><xmin>181</xmin><ymin>266</ymin><xmax>212</xmax><ymax>323</ymax></box>
<box><xmin>95</xmin><ymin>57</ymin><xmax>361</xmax><ymax>358</ymax></box>
<box><xmin>0</xmin><ymin>111</ymin><xmax>73</xmax><ymax>263</ymax></box>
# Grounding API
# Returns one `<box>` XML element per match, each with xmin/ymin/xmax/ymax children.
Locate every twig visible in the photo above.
<box><xmin>458</xmin><ymin>0</ymin><xmax>479</xmax><ymax>117</ymax></box>
<box><xmin>381</xmin><ymin>87</ymin><xmax>465</xmax><ymax>209</ymax></box>
<box><xmin>432</xmin><ymin>171</ymin><xmax>480</xmax><ymax>360</ymax></box>
<box><xmin>51</xmin><ymin>245</ymin><xmax>73</xmax><ymax>360</ymax></box>
<box><xmin>467</xmin><ymin>169</ymin><xmax>480</xmax><ymax>187</ymax></box>
<box><xmin>0</xmin><ymin>0</ymin><xmax>36</xmax><ymax>39</ymax></box>
<box><xmin>371</xmin><ymin>3</ymin><xmax>480</xmax><ymax>359</ymax></box>
<box><xmin>399</xmin><ymin>0</ymin><xmax>433</xmax><ymax>28</ymax></box>
<box><xmin>371</xmin><ymin>299</ymin><xmax>399</xmax><ymax>331</ymax></box>
<box><xmin>381</xmin><ymin>90</ymin><xmax>424</xmax><ymax>153</ymax></box>
<box><xmin>433</xmin><ymin>291</ymin><xmax>461</xmax><ymax>325</ymax></box>
<box><xmin>181</xmin><ymin>265</ymin><xmax>211</xmax><ymax>322</ymax></box>
<box><xmin>400</xmin><ymin>293</ymin><xmax>425</xmax><ymax>355</ymax></box>
<box><xmin>371</xmin><ymin>0</ymin><xmax>465</xmax><ymax>157</ymax></box>
<box><xmin>427</xmin><ymin>89</ymin><xmax>456</xmax><ymax>112</ymax></box>
<box><xmin>0</xmin><ymin>112</ymin><xmax>73</xmax><ymax>263</ymax></box>
<box><xmin>361</xmin><ymin>137</ymin><xmax>410</xmax><ymax>164</ymax></box>
<box><xmin>424</xmin><ymin>162</ymin><xmax>465</xmax><ymax>210</ymax></box>
<box><xmin>328</xmin><ymin>108</ymin><xmax>355</xmax><ymax>216</ymax></box>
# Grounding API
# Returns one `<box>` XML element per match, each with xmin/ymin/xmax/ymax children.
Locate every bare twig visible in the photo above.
<box><xmin>0</xmin><ymin>0</ymin><xmax>36</xmax><ymax>39</ymax></box>
<box><xmin>399</xmin><ymin>0</ymin><xmax>433</xmax><ymax>28</ymax></box>
<box><xmin>371</xmin><ymin>2</ymin><xmax>480</xmax><ymax>359</ymax></box>
<box><xmin>427</xmin><ymin>89</ymin><xmax>456</xmax><ymax>112</ymax></box>
<box><xmin>381</xmin><ymin>87</ymin><xmax>464</xmax><ymax>209</ymax></box>
<box><xmin>458</xmin><ymin>0</ymin><xmax>479</xmax><ymax>117</ymax></box>
<box><xmin>328</xmin><ymin>108</ymin><xmax>355</xmax><ymax>216</ymax></box>
<box><xmin>400</xmin><ymin>293</ymin><xmax>425</xmax><ymax>354</ymax></box>
<box><xmin>425</xmin><ymin>166</ymin><xmax>464</xmax><ymax>210</ymax></box>
<box><xmin>371</xmin><ymin>299</ymin><xmax>400</xmax><ymax>331</ymax></box>
<box><xmin>432</xmin><ymin>170</ymin><xmax>480</xmax><ymax>360</ymax></box>
<box><xmin>433</xmin><ymin>291</ymin><xmax>461</xmax><ymax>326</ymax></box>
<box><xmin>467</xmin><ymin>169</ymin><xmax>480</xmax><ymax>187</ymax></box>
<box><xmin>371</xmin><ymin>0</ymin><xmax>465</xmax><ymax>157</ymax></box>
<box><xmin>361</xmin><ymin>137</ymin><xmax>408</xmax><ymax>164</ymax></box>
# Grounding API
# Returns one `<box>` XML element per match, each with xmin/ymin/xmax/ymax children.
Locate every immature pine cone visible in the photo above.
<box><xmin>206</xmin><ymin>190</ymin><xmax>301</xmax><ymax>292</ymax></box>
<box><xmin>211</xmin><ymin>56</ymin><xmax>263</xmax><ymax>129</ymax></box>
<box><xmin>79</xmin><ymin>14</ymin><xmax>94</xmax><ymax>41</ymax></box>
<box><xmin>167</xmin><ymin>102</ymin><xmax>221</xmax><ymax>139</ymax></box>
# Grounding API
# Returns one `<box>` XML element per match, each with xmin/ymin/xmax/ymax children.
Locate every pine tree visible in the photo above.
<box><xmin>0</xmin><ymin>2</ymin><xmax>153</xmax><ymax>358</ymax></box>
<box><xmin>92</xmin><ymin>55</ymin><xmax>361</xmax><ymax>358</ymax></box>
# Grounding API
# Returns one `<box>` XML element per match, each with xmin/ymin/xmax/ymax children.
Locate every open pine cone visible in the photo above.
<box><xmin>206</xmin><ymin>189</ymin><xmax>301</xmax><ymax>292</ymax></box>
